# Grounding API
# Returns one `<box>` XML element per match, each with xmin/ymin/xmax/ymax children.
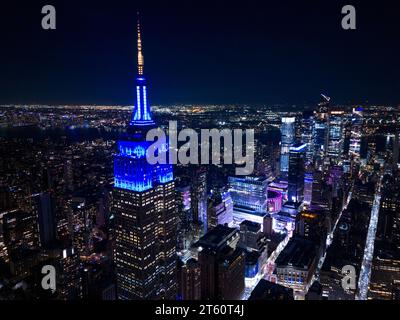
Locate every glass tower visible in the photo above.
<box><xmin>288</xmin><ymin>143</ymin><xmax>306</xmax><ymax>204</ymax></box>
<box><xmin>280</xmin><ymin>117</ymin><xmax>296</xmax><ymax>178</ymax></box>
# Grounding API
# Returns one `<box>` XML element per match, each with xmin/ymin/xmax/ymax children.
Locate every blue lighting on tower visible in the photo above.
<box><xmin>114</xmin><ymin>16</ymin><xmax>173</xmax><ymax>193</ymax></box>
<box><xmin>131</xmin><ymin>78</ymin><xmax>155</xmax><ymax>126</ymax></box>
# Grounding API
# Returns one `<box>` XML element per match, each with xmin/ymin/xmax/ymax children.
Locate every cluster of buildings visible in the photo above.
<box><xmin>0</xmin><ymin>20</ymin><xmax>400</xmax><ymax>301</ymax></box>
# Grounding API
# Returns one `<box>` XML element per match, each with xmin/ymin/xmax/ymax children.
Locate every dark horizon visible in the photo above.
<box><xmin>1</xmin><ymin>0</ymin><xmax>400</xmax><ymax>106</ymax></box>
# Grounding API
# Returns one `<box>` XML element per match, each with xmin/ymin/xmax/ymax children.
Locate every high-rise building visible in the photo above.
<box><xmin>113</xmin><ymin>17</ymin><xmax>177</xmax><ymax>300</ymax></box>
<box><xmin>194</xmin><ymin>225</ymin><xmax>245</xmax><ymax>300</ymax></box>
<box><xmin>393</xmin><ymin>131</ymin><xmax>399</xmax><ymax>170</ymax></box>
<box><xmin>32</xmin><ymin>193</ymin><xmax>57</xmax><ymax>250</ymax></box>
<box><xmin>303</xmin><ymin>167</ymin><xmax>314</xmax><ymax>206</ymax></box>
<box><xmin>3</xmin><ymin>210</ymin><xmax>39</xmax><ymax>254</ymax></box>
<box><xmin>207</xmin><ymin>192</ymin><xmax>233</xmax><ymax>231</ymax></box>
<box><xmin>288</xmin><ymin>143</ymin><xmax>306</xmax><ymax>204</ymax></box>
<box><xmin>349</xmin><ymin>108</ymin><xmax>363</xmax><ymax>159</ymax></box>
<box><xmin>300</xmin><ymin>110</ymin><xmax>314</xmax><ymax>163</ymax></box>
<box><xmin>239</xmin><ymin>220</ymin><xmax>267</xmax><ymax>253</ymax></box>
<box><xmin>191</xmin><ymin>167</ymin><xmax>207</xmax><ymax>232</ymax></box>
<box><xmin>327</xmin><ymin>111</ymin><xmax>344</xmax><ymax>162</ymax></box>
<box><xmin>280</xmin><ymin>117</ymin><xmax>296</xmax><ymax>177</ymax></box>
<box><xmin>176</xmin><ymin>185</ymin><xmax>191</xmax><ymax>232</ymax></box>
<box><xmin>313</xmin><ymin>94</ymin><xmax>330</xmax><ymax>165</ymax></box>
<box><xmin>2</xmin><ymin>209</ymin><xmax>40</xmax><ymax>278</ymax></box>
<box><xmin>179</xmin><ymin>258</ymin><xmax>201</xmax><ymax>300</ymax></box>
<box><xmin>56</xmin><ymin>247</ymin><xmax>83</xmax><ymax>300</ymax></box>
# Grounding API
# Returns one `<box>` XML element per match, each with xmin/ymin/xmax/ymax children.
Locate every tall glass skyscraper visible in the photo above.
<box><xmin>113</xmin><ymin>17</ymin><xmax>177</xmax><ymax>300</ymax></box>
<box><xmin>313</xmin><ymin>94</ymin><xmax>330</xmax><ymax>165</ymax></box>
<box><xmin>327</xmin><ymin>111</ymin><xmax>344</xmax><ymax>162</ymax></box>
<box><xmin>280</xmin><ymin>117</ymin><xmax>296</xmax><ymax>178</ymax></box>
<box><xmin>288</xmin><ymin>143</ymin><xmax>306</xmax><ymax>204</ymax></box>
<box><xmin>349</xmin><ymin>108</ymin><xmax>363</xmax><ymax>159</ymax></box>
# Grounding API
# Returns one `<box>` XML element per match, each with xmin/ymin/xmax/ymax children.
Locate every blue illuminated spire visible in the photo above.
<box><xmin>131</xmin><ymin>13</ymin><xmax>155</xmax><ymax>127</ymax></box>
<box><xmin>114</xmin><ymin>16</ymin><xmax>173</xmax><ymax>193</ymax></box>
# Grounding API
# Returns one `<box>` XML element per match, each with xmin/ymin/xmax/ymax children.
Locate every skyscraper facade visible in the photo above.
<box><xmin>327</xmin><ymin>111</ymin><xmax>345</xmax><ymax>162</ymax></box>
<box><xmin>113</xmin><ymin>18</ymin><xmax>177</xmax><ymax>300</ymax></box>
<box><xmin>288</xmin><ymin>143</ymin><xmax>306</xmax><ymax>204</ymax></box>
<box><xmin>349</xmin><ymin>108</ymin><xmax>363</xmax><ymax>159</ymax></box>
<box><xmin>313</xmin><ymin>95</ymin><xmax>330</xmax><ymax>165</ymax></box>
<box><xmin>280</xmin><ymin>117</ymin><xmax>296</xmax><ymax>177</ymax></box>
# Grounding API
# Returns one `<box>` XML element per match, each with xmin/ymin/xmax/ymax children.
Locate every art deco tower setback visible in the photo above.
<box><xmin>113</xmin><ymin>16</ymin><xmax>177</xmax><ymax>300</ymax></box>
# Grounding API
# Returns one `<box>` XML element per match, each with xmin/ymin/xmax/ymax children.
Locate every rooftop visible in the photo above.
<box><xmin>193</xmin><ymin>225</ymin><xmax>238</xmax><ymax>251</ymax></box>
<box><xmin>275</xmin><ymin>236</ymin><xmax>317</xmax><ymax>269</ymax></box>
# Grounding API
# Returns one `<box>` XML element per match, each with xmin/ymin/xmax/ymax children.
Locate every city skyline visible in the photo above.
<box><xmin>1</xmin><ymin>1</ymin><xmax>400</xmax><ymax>306</ymax></box>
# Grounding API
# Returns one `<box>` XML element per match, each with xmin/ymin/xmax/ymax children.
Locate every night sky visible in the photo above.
<box><xmin>1</xmin><ymin>0</ymin><xmax>399</xmax><ymax>106</ymax></box>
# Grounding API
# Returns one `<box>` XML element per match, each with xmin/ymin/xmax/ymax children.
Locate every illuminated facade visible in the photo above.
<box><xmin>313</xmin><ymin>94</ymin><xmax>330</xmax><ymax>164</ymax></box>
<box><xmin>301</xmin><ymin>111</ymin><xmax>314</xmax><ymax>163</ymax></box>
<box><xmin>267</xmin><ymin>189</ymin><xmax>282</xmax><ymax>214</ymax></box>
<box><xmin>228</xmin><ymin>176</ymin><xmax>268</xmax><ymax>229</ymax></box>
<box><xmin>327</xmin><ymin>111</ymin><xmax>344</xmax><ymax>162</ymax></box>
<box><xmin>349</xmin><ymin>108</ymin><xmax>363</xmax><ymax>159</ymax></box>
<box><xmin>303</xmin><ymin>170</ymin><xmax>313</xmax><ymax>205</ymax></box>
<box><xmin>280</xmin><ymin>117</ymin><xmax>296</xmax><ymax>177</ymax></box>
<box><xmin>113</xmin><ymin>17</ymin><xmax>177</xmax><ymax>300</ymax></box>
<box><xmin>288</xmin><ymin>143</ymin><xmax>306</xmax><ymax>204</ymax></box>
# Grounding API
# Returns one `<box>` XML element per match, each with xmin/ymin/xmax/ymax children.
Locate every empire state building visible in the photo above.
<box><xmin>113</xmin><ymin>16</ymin><xmax>177</xmax><ymax>300</ymax></box>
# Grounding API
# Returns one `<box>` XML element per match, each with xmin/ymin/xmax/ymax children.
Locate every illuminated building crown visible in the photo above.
<box><xmin>131</xmin><ymin>13</ymin><xmax>155</xmax><ymax>127</ymax></box>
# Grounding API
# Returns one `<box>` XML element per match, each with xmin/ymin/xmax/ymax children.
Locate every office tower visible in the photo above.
<box><xmin>56</xmin><ymin>247</ymin><xmax>83</xmax><ymax>300</ymax></box>
<box><xmin>238</xmin><ymin>220</ymin><xmax>268</xmax><ymax>275</ymax></box>
<box><xmin>280</xmin><ymin>117</ymin><xmax>296</xmax><ymax>178</ymax></box>
<box><xmin>63</xmin><ymin>158</ymin><xmax>74</xmax><ymax>194</ymax></box>
<box><xmin>349</xmin><ymin>108</ymin><xmax>363</xmax><ymax>159</ymax></box>
<box><xmin>207</xmin><ymin>199</ymin><xmax>225</xmax><ymax>231</ymax></box>
<box><xmin>217</xmin><ymin>247</ymin><xmax>246</xmax><ymax>300</ymax></box>
<box><xmin>369</xmin><ymin>256</ymin><xmax>400</xmax><ymax>300</ymax></box>
<box><xmin>313</xmin><ymin>94</ymin><xmax>330</xmax><ymax>164</ymax></box>
<box><xmin>301</xmin><ymin>110</ymin><xmax>315</xmax><ymax>163</ymax></box>
<box><xmin>327</xmin><ymin>111</ymin><xmax>344</xmax><ymax>162</ymax></box>
<box><xmin>113</xmin><ymin>17</ymin><xmax>177</xmax><ymax>300</ymax></box>
<box><xmin>378</xmin><ymin>175</ymin><xmax>400</xmax><ymax>246</ymax></box>
<box><xmin>295</xmin><ymin>209</ymin><xmax>328</xmax><ymax>258</ymax></box>
<box><xmin>69</xmin><ymin>197</ymin><xmax>96</xmax><ymax>255</ymax></box>
<box><xmin>263</xmin><ymin>214</ymin><xmax>274</xmax><ymax>238</ymax></box>
<box><xmin>393</xmin><ymin>131</ymin><xmax>399</xmax><ymax>170</ymax></box>
<box><xmin>221</xmin><ymin>191</ymin><xmax>234</xmax><ymax>224</ymax></box>
<box><xmin>0</xmin><ymin>218</ymin><xmax>7</xmax><ymax>262</ymax></box>
<box><xmin>176</xmin><ymin>185</ymin><xmax>191</xmax><ymax>231</ymax></box>
<box><xmin>97</xmin><ymin>188</ymin><xmax>112</xmax><ymax>228</ymax></box>
<box><xmin>81</xmin><ymin>264</ymin><xmax>116</xmax><ymax>300</ymax></box>
<box><xmin>303</xmin><ymin>166</ymin><xmax>314</xmax><ymax>206</ymax></box>
<box><xmin>228</xmin><ymin>176</ymin><xmax>268</xmax><ymax>228</ymax></box>
<box><xmin>311</xmin><ymin>171</ymin><xmax>330</xmax><ymax>211</ymax></box>
<box><xmin>288</xmin><ymin>143</ymin><xmax>306</xmax><ymax>204</ymax></box>
<box><xmin>3</xmin><ymin>210</ymin><xmax>39</xmax><ymax>253</ymax></box>
<box><xmin>207</xmin><ymin>193</ymin><xmax>233</xmax><ymax>231</ymax></box>
<box><xmin>191</xmin><ymin>167</ymin><xmax>207</xmax><ymax>231</ymax></box>
<box><xmin>239</xmin><ymin>220</ymin><xmax>267</xmax><ymax>253</ymax></box>
<box><xmin>32</xmin><ymin>193</ymin><xmax>57</xmax><ymax>249</ymax></box>
<box><xmin>180</xmin><ymin>258</ymin><xmax>201</xmax><ymax>300</ymax></box>
<box><xmin>2</xmin><ymin>210</ymin><xmax>40</xmax><ymax>278</ymax></box>
<box><xmin>194</xmin><ymin>225</ymin><xmax>244</xmax><ymax>300</ymax></box>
